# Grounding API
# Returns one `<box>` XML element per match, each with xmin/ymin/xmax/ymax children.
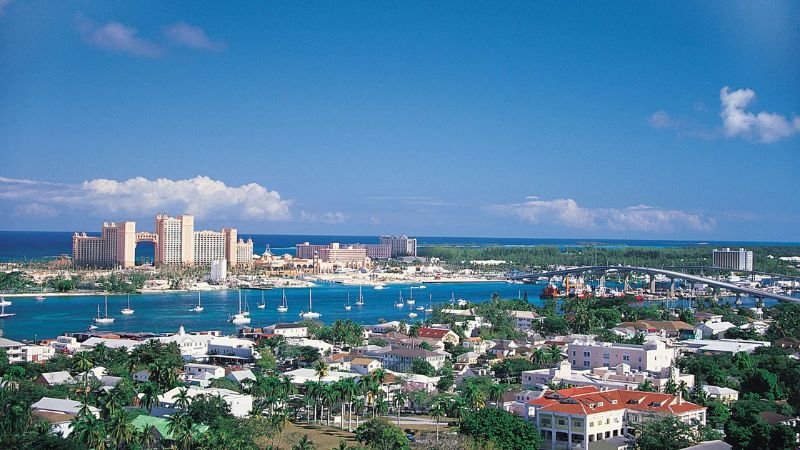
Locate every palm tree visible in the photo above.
<box><xmin>487</xmin><ymin>383</ymin><xmax>508</xmax><ymax>409</ymax></box>
<box><xmin>664</xmin><ymin>378</ymin><xmax>678</xmax><ymax>395</ymax></box>
<box><xmin>352</xmin><ymin>397</ymin><xmax>366</xmax><ymax>429</ymax></box>
<box><xmin>303</xmin><ymin>380</ymin><xmax>320</xmax><ymax>423</ymax></box>
<box><xmin>140</xmin><ymin>382</ymin><xmax>161</xmax><ymax>414</ymax></box>
<box><xmin>677</xmin><ymin>380</ymin><xmax>689</xmax><ymax>399</ymax></box>
<box><xmin>545</xmin><ymin>344</ymin><xmax>562</xmax><ymax>364</ymax></box>
<box><xmin>392</xmin><ymin>390</ymin><xmax>408</xmax><ymax>425</ymax></box>
<box><xmin>530</xmin><ymin>347</ymin><xmax>547</xmax><ymax>368</ymax></box>
<box><xmin>166</xmin><ymin>410</ymin><xmax>194</xmax><ymax>450</ymax></box>
<box><xmin>293</xmin><ymin>434</ymin><xmax>316</xmax><ymax>450</ymax></box>
<box><xmin>107</xmin><ymin>410</ymin><xmax>134</xmax><ymax>449</ymax></box>
<box><xmin>331</xmin><ymin>440</ymin><xmax>356</xmax><ymax>450</ymax></box>
<box><xmin>461</xmin><ymin>384</ymin><xmax>486</xmax><ymax>409</ymax></box>
<box><xmin>70</xmin><ymin>409</ymin><xmax>106</xmax><ymax>450</ymax></box>
<box><xmin>430</xmin><ymin>398</ymin><xmax>446</xmax><ymax>441</ymax></box>
<box><xmin>321</xmin><ymin>383</ymin><xmax>339</xmax><ymax>426</ymax></box>
<box><xmin>174</xmin><ymin>387</ymin><xmax>192</xmax><ymax>410</ymax></box>
<box><xmin>338</xmin><ymin>377</ymin><xmax>359</xmax><ymax>431</ymax></box>
<box><xmin>314</xmin><ymin>360</ymin><xmax>329</xmax><ymax>382</ymax></box>
<box><xmin>73</xmin><ymin>351</ymin><xmax>94</xmax><ymax>388</ymax></box>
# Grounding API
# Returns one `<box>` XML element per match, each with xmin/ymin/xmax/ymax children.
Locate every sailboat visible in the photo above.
<box><xmin>424</xmin><ymin>294</ymin><xmax>433</xmax><ymax>313</ymax></box>
<box><xmin>229</xmin><ymin>290</ymin><xmax>251</xmax><ymax>324</ymax></box>
<box><xmin>277</xmin><ymin>290</ymin><xmax>289</xmax><ymax>313</ymax></box>
<box><xmin>395</xmin><ymin>291</ymin><xmax>405</xmax><ymax>308</ymax></box>
<box><xmin>121</xmin><ymin>294</ymin><xmax>134</xmax><ymax>315</ymax></box>
<box><xmin>94</xmin><ymin>296</ymin><xmax>114</xmax><ymax>324</ymax></box>
<box><xmin>241</xmin><ymin>292</ymin><xmax>250</xmax><ymax>316</ymax></box>
<box><xmin>192</xmin><ymin>291</ymin><xmax>204</xmax><ymax>312</ymax></box>
<box><xmin>0</xmin><ymin>303</ymin><xmax>15</xmax><ymax>319</ymax></box>
<box><xmin>406</xmin><ymin>287</ymin><xmax>415</xmax><ymax>305</ymax></box>
<box><xmin>0</xmin><ymin>296</ymin><xmax>11</xmax><ymax>307</ymax></box>
<box><xmin>299</xmin><ymin>289</ymin><xmax>321</xmax><ymax>319</ymax></box>
<box><xmin>355</xmin><ymin>286</ymin><xmax>365</xmax><ymax>307</ymax></box>
<box><xmin>344</xmin><ymin>293</ymin><xmax>352</xmax><ymax>311</ymax></box>
<box><xmin>257</xmin><ymin>291</ymin><xmax>266</xmax><ymax>309</ymax></box>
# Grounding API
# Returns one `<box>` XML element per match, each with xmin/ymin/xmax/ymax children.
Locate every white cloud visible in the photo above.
<box><xmin>0</xmin><ymin>0</ymin><xmax>12</xmax><ymax>16</ymax></box>
<box><xmin>163</xmin><ymin>22</ymin><xmax>225</xmax><ymax>51</ymax></box>
<box><xmin>0</xmin><ymin>176</ymin><xmax>291</xmax><ymax>221</ymax></box>
<box><xmin>491</xmin><ymin>198</ymin><xmax>714</xmax><ymax>233</ymax></box>
<box><xmin>300</xmin><ymin>210</ymin><xmax>348</xmax><ymax>224</ymax></box>
<box><xmin>76</xmin><ymin>15</ymin><xmax>162</xmax><ymax>58</ymax></box>
<box><xmin>648</xmin><ymin>110</ymin><xmax>676</xmax><ymax>129</ymax></box>
<box><xmin>13</xmin><ymin>203</ymin><xmax>57</xmax><ymax>218</ymax></box>
<box><xmin>720</xmin><ymin>86</ymin><xmax>800</xmax><ymax>143</ymax></box>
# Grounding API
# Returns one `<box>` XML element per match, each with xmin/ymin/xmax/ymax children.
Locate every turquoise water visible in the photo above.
<box><xmin>0</xmin><ymin>282</ymin><xmax>540</xmax><ymax>341</ymax></box>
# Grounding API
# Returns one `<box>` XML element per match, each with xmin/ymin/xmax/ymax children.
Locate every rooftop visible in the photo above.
<box><xmin>529</xmin><ymin>387</ymin><xmax>705</xmax><ymax>416</ymax></box>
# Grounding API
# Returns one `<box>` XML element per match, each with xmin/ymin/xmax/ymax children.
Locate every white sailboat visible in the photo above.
<box><xmin>424</xmin><ymin>294</ymin><xmax>433</xmax><ymax>313</ymax></box>
<box><xmin>300</xmin><ymin>289</ymin><xmax>321</xmax><ymax>319</ymax></box>
<box><xmin>0</xmin><ymin>303</ymin><xmax>15</xmax><ymax>319</ymax></box>
<box><xmin>192</xmin><ymin>291</ymin><xmax>204</xmax><ymax>312</ymax></box>
<box><xmin>257</xmin><ymin>291</ymin><xmax>266</xmax><ymax>309</ymax></box>
<box><xmin>374</xmin><ymin>284</ymin><xmax>385</xmax><ymax>290</ymax></box>
<box><xmin>241</xmin><ymin>292</ymin><xmax>250</xmax><ymax>316</ymax></box>
<box><xmin>0</xmin><ymin>296</ymin><xmax>11</xmax><ymax>307</ymax></box>
<box><xmin>277</xmin><ymin>289</ymin><xmax>289</xmax><ymax>313</ymax></box>
<box><xmin>355</xmin><ymin>285</ymin><xmax>365</xmax><ymax>307</ymax></box>
<box><xmin>408</xmin><ymin>312</ymin><xmax>418</xmax><ymax>318</ymax></box>
<box><xmin>395</xmin><ymin>291</ymin><xmax>405</xmax><ymax>308</ymax></box>
<box><xmin>344</xmin><ymin>293</ymin><xmax>352</xmax><ymax>311</ymax></box>
<box><xmin>229</xmin><ymin>290</ymin><xmax>251</xmax><ymax>324</ymax></box>
<box><xmin>121</xmin><ymin>294</ymin><xmax>134</xmax><ymax>315</ymax></box>
<box><xmin>94</xmin><ymin>296</ymin><xmax>114</xmax><ymax>324</ymax></box>
<box><xmin>406</xmin><ymin>287</ymin><xmax>415</xmax><ymax>305</ymax></box>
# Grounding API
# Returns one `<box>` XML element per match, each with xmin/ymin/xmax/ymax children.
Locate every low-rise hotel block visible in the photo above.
<box><xmin>566</xmin><ymin>337</ymin><xmax>676</xmax><ymax>372</ymax></box>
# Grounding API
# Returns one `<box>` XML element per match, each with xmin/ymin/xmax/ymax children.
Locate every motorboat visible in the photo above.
<box><xmin>277</xmin><ymin>290</ymin><xmax>289</xmax><ymax>313</ymax></box>
<box><xmin>87</xmin><ymin>325</ymin><xmax>98</xmax><ymax>331</ymax></box>
<box><xmin>121</xmin><ymin>294</ymin><xmax>134</xmax><ymax>315</ymax></box>
<box><xmin>94</xmin><ymin>296</ymin><xmax>114</xmax><ymax>324</ymax></box>
<box><xmin>417</xmin><ymin>285</ymin><xmax>426</xmax><ymax>289</ymax></box>
<box><xmin>374</xmin><ymin>284</ymin><xmax>385</xmax><ymax>290</ymax></box>
<box><xmin>34</xmin><ymin>295</ymin><xmax>45</xmax><ymax>301</ymax></box>
<box><xmin>299</xmin><ymin>289</ymin><xmax>321</xmax><ymax>319</ymax></box>
<box><xmin>416</xmin><ymin>306</ymin><xmax>424</xmax><ymax>311</ymax></box>
<box><xmin>408</xmin><ymin>312</ymin><xmax>418</xmax><ymax>318</ymax></box>
<box><xmin>192</xmin><ymin>291</ymin><xmax>204</xmax><ymax>312</ymax></box>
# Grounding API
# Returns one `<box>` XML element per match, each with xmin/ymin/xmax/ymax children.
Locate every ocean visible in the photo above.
<box><xmin>2</xmin><ymin>231</ymin><xmax>798</xmax><ymax>262</ymax></box>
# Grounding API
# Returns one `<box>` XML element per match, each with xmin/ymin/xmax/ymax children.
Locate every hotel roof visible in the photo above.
<box><xmin>417</xmin><ymin>327</ymin><xmax>453</xmax><ymax>339</ymax></box>
<box><xmin>529</xmin><ymin>386</ymin><xmax>704</xmax><ymax>416</ymax></box>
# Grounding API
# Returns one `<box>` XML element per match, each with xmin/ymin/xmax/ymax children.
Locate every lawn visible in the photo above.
<box><xmin>260</xmin><ymin>421</ymin><xmax>360</xmax><ymax>449</ymax></box>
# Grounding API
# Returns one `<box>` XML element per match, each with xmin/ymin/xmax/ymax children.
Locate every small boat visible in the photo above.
<box><xmin>0</xmin><ymin>297</ymin><xmax>11</xmax><ymax>307</ymax></box>
<box><xmin>416</xmin><ymin>306</ymin><xmax>424</xmax><ymax>311</ymax></box>
<box><xmin>374</xmin><ymin>284</ymin><xmax>385</xmax><ymax>290</ymax></box>
<box><xmin>257</xmin><ymin>292</ymin><xmax>266</xmax><ymax>309</ymax></box>
<box><xmin>88</xmin><ymin>325</ymin><xmax>98</xmax><ymax>331</ymax></box>
<box><xmin>457</xmin><ymin>299</ymin><xmax>468</xmax><ymax>307</ymax></box>
<box><xmin>121</xmin><ymin>294</ymin><xmax>134</xmax><ymax>315</ymax></box>
<box><xmin>277</xmin><ymin>290</ymin><xmax>289</xmax><ymax>313</ymax></box>
<box><xmin>229</xmin><ymin>290</ymin><xmax>251</xmax><ymax>324</ymax></box>
<box><xmin>0</xmin><ymin>303</ymin><xmax>15</xmax><ymax>319</ymax></box>
<box><xmin>344</xmin><ymin>293</ymin><xmax>352</xmax><ymax>311</ymax></box>
<box><xmin>424</xmin><ymin>305</ymin><xmax>433</xmax><ymax>313</ymax></box>
<box><xmin>241</xmin><ymin>292</ymin><xmax>250</xmax><ymax>316</ymax></box>
<box><xmin>408</xmin><ymin>312</ymin><xmax>418</xmax><ymax>318</ymax></box>
<box><xmin>406</xmin><ymin>287</ymin><xmax>415</xmax><ymax>304</ymax></box>
<box><xmin>417</xmin><ymin>285</ymin><xmax>426</xmax><ymax>289</ymax></box>
<box><xmin>35</xmin><ymin>295</ymin><xmax>45</xmax><ymax>301</ymax></box>
<box><xmin>300</xmin><ymin>289</ymin><xmax>321</xmax><ymax>319</ymax></box>
<box><xmin>192</xmin><ymin>291</ymin><xmax>204</xmax><ymax>312</ymax></box>
<box><xmin>395</xmin><ymin>291</ymin><xmax>405</xmax><ymax>308</ymax></box>
<box><xmin>94</xmin><ymin>296</ymin><xmax>114</xmax><ymax>324</ymax></box>
<box><xmin>355</xmin><ymin>286</ymin><xmax>365</xmax><ymax>307</ymax></box>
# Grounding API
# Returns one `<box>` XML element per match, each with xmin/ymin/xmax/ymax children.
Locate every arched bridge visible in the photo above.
<box><xmin>135</xmin><ymin>232</ymin><xmax>158</xmax><ymax>244</ymax></box>
<box><xmin>508</xmin><ymin>265</ymin><xmax>800</xmax><ymax>304</ymax></box>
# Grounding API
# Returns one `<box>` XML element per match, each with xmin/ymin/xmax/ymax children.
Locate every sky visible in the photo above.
<box><xmin>1</xmin><ymin>1</ymin><xmax>799</xmax><ymax>241</ymax></box>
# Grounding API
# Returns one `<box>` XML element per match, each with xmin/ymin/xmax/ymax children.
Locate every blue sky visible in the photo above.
<box><xmin>1</xmin><ymin>1</ymin><xmax>798</xmax><ymax>240</ymax></box>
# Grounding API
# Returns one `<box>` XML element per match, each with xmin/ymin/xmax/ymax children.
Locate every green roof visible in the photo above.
<box><xmin>130</xmin><ymin>415</ymin><xmax>209</xmax><ymax>440</ymax></box>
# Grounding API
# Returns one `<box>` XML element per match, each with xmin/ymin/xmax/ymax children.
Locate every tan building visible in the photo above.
<box><xmin>566</xmin><ymin>337</ymin><xmax>676</xmax><ymax>372</ymax></box>
<box><xmin>72</xmin><ymin>221</ymin><xmax>135</xmax><ymax>268</ymax></box>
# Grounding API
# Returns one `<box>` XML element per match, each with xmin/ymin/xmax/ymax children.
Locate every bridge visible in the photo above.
<box><xmin>663</xmin><ymin>266</ymin><xmax>800</xmax><ymax>282</ymax></box>
<box><xmin>135</xmin><ymin>232</ymin><xmax>158</xmax><ymax>244</ymax></box>
<box><xmin>508</xmin><ymin>265</ymin><xmax>800</xmax><ymax>304</ymax></box>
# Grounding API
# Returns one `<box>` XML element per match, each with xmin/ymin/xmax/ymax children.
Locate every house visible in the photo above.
<box><xmin>207</xmin><ymin>336</ymin><xmax>260</xmax><ymax>362</ymax></box>
<box><xmin>52</xmin><ymin>336</ymin><xmax>81</xmax><ymax>353</ymax></box>
<box><xmin>0</xmin><ymin>337</ymin><xmax>24</xmax><ymax>362</ymax></box>
<box><xmin>133</xmin><ymin>369</ymin><xmax>151</xmax><ymax>383</ymax></box>
<box><xmin>153</xmin><ymin>326</ymin><xmax>215</xmax><ymax>361</ymax></box>
<box><xmin>226</xmin><ymin>369</ymin><xmax>256</xmax><ymax>385</ymax></box>
<box><xmin>702</xmin><ymin>385</ymin><xmax>739</xmax><ymax>404</ymax></box>
<box><xmin>615</xmin><ymin>321</ymin><xmax>695</xmax><ymax>339</ymax></box>
<box><xmin>286</xmin><ymin>338</ymin><xmax>334</xmax><ymax>355</ymax></box>
<box><xmin>567</xmin><ymin>336</ymin><xmax>676</xmax><ymax>372</ymax></box>
<box><xmin>526</xmin><ymin>386</ymin><xmax>706</xmax><ymax>450</ymax></box>
<box><xmin>680</xmin><ymin>339</ymin><xmax>770</xmax><ymax>354</ymax></box>
<box><xmin>417</xmin><ymin>327</ymin><xmax>460</xmax><ymax>345</ymax></box>
<box><xmin>35</xmin><ymin>371</ymin><xmax>76</xmax><ymax>387</ymax></box>
<box><xmin>490</xmin><ymin>340</ymin><xmax>520</xmax><ymax>358</ymax></box>
<box><xmin>696</xmin><ymin>321</ymin><xmax>736</xmax><ymax>339</ymax></box>
<box><xmin>381</xmin><ymin>347</ymin><xmax>447</xmax><ymax>372</ymax></box>
<box><xmin>758</xmin><ymin>412</ymin><xmax>800</xmax><ymax>445</ymax></box>
<box><xmin>350</xmin><ymin>357</ymin><xmax>382</xmax><ymax>375</ymax></box>
<box><xmin>131</xmin><ymin>415</ymin><xmax>209</xmax><ymax>442</ymax></box>
<box><xmin>456</xmin><ymin>351</ymin><xmax>479</xmax><ymax>365</ymax></box>
<box><xmin>510</xmin><ymin>310</ymin><xmax>544</xmax><ymax>331</ymax></box>
<box><xmin>283</xmin><ymin>368</ymin><xmax>360</xmax><ymax>385</ymax></box>
<box><xmin>80</xmin><ymin>337</ymin><xmax>141</xmax><ymax>352</ymax></box>
<box><xmin>31</xmin><ymin>397</ymin><xmax>99</xmax><ymax>437</ymax></box>
<box><xmin>159</xmin><ymin>386</ymin><xmax>253</xmax><ymax>418</ymax></box>
<box><xmin>21</xmin><ymin>344</ymin><xmax>56</xmax><ymax>363</ymax></box>
<box><xmin>522</xmin><ymin>361</ymin><xmax>694</xmax><ymax>393</ymax></box>
<box><xmin>694</xmin><ymin>313</ymin><xmax>723</xmax><ymax>324</ymax></box>
<box><xmin>462</xmin><ymin>337</ymin><xmax>492</xmax><ymax>354</ymax></box>
<box><xmin>396</xmin><ymin>372</ymin><xmax>440</xmax><ymax>393</ymax></box>
<box><xmin>264</xmin><ymin>323</ymin><xmax>309</xmax><ymax>338</ymax></box>
<box><xmin>679</xmin><ymin>441</ymin><xmax>732</xmax><ymax>450</ymax></box>
<box><xmin>184</xmin><ymin>363</ymin><xmax>225</xmax><ymax>386</ymax></box>
<box><xmin>365</xmin><ymin>321</ymin><xmax>403</xmax><ymax>334</ymax></box>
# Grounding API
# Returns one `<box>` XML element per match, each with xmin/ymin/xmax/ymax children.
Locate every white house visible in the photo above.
<box><xmin>208</xmin><ymin>337</ymin><xmax>260</xmax><ymax>362</ymax></box>
<box><xmin>31</xmin><ymin>397</ymin><xmax>100</xmax><ymax>438</ymax></box>
<box><xmin>154</xmin><ymin>326</ymin><xmax>215</xmax><ymax>361</ymax></box>
<box><xmin>21</xmin><ymin>344</ymin><xmax>55</xmax><ymax>363</ymax></box>
<box><xmin>510</xmin><ymin>310</ymin><xmax>544</xmax><ymax>331</ymax></box>
<box><xmin>227</xmin><ymin>369</ymin><xmax>257</xmax><ymax>385</ymax></box>
<box><xmin>159</xmin><ymin>387</ymin><xmax>253</xmax><ymax>418</ymax></box>
<box><xmin>696</xmin><ymin>321</ymin><xmax>736</xmax><ymax>339</ymax></box>
<box><xmin>35</xmin><ymin>371</ymin><xmax>76</xmax><ymax>387</ymax></box>
<box><xmin>53</xmin><ymin>336</ymin><xmax>81</xmax><ymax>353</ymax></box>
<box><xmin>703</xmin><ymin>385</ymin><xmax>739</xmax><ymax>404</ymax></box>
<box><xmin>265</xmin><ymin>323</ymin><xmax>308</xmax><ymax>338</ymax></box>
<box><xmin>350</xmin><ymin>357</ymin><xmax>382</xmax><ymax>375</ymax></box>
<box><xmin>184</xmin><ymin>363</ymin><xmax>225</xmax><ymax>387</ymax></box>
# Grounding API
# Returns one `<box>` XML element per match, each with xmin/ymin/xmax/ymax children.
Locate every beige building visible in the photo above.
<box><xmin>72</xmin><ymin>221</ymin><xmax>135</xmax><ymax>268</ymax></box>
<box><xmin>566</xmin><ymin>337</ymin><xmax>676</xmax><ymax>372</ymax></box>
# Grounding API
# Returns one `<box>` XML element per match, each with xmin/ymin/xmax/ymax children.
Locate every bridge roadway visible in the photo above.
<box><xmin>508</xmin><ymin>265</ymin><xmax>800</xmax><ymax>304</ymax></box>
<box><xmin>663</xmin><ymin>266</ymin><xmax>800</xmax><ymax>282</ymax></box>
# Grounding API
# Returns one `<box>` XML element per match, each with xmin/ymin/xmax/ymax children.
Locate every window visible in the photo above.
<box><xmin>603</xmin><ymin>352</ymin><xmax>610</xmax><ymax>359</ymax></box>
<box><xmin>557</xmin><ymin>419</ymin><xmax>566</xmax><ymax>426</ymax></box>
<box><xmin>583</xmin><ymin>351</ymin><xmax>590</xmax><ymax>357</ymax></box>
<box><xmin>573</xmin><ymin>350</ymin><xmax>576</xmax><ymax>356</ymax></box>
<box><xmin>623</xmin><ymin>354</ymin><xmax>630</xmax><ymax>361</ymax></box>
<box><xmin>583</xmin><ymin>361</ymin><xmax>590</xmax><ymax>367</ymax></box>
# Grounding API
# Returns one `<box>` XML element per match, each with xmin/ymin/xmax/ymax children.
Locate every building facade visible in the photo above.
<box><xmin>72</xmin><ymin>221</ymin><xmax>135</xmax><ymax>268</ymax></box>
<box><xmin>712</xmin><ymin>248</ymin><xmax>753</xmax><ymax>271</ymax></box>
<box><xmin>566</xmin><ymin>337</ymin><xmax>676</xmax><ymax>372</ymax></box>
<box><xmin>379</xmin><ymin>235</ymin><xmax>417</xmax><ymax>257</ymax></box>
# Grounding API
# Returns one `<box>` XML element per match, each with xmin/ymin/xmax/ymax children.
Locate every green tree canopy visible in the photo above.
<box><xmin>459</xmin><ymin>407</ymin><xmax>542</xmax><ymax>450</ymax></box>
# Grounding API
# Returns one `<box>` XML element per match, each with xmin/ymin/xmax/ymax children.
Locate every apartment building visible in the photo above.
<box><xmin>382</xmin><ymin>347</ymin><xmax>447</xmax><ymax>372</ymax></box>
<box><xmin>566</xmin><ymin>337</ymin><xmax>676</xmax><ymax>372</ymax></box>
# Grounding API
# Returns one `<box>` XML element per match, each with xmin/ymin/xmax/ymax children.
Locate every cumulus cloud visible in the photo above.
<box><xmin>491</xmin><ymin>198</ymin><xmax>714</xmax><ymax>233</ymax></box>
<box><xmin>650</xmin><ymin>86</ymin><xmax>800</xmax><ymax>144</ymax></box>
<box><xmin>163</xmin><ymin>22</ymin><xmax>225</xmax><ymax>51</ymax></box>
<box><xmin>720</xmin><ymin>86</ymin><xmax>800</xmax><ymax>143</ymax></box>
<box><xmin>0</xmin><ymin>176</ymin><xmax>291</xmax><ymax>221</ymax></box>
<box><xmin>300</xmin><ymin>211</ymin><xmax>348</xmax><ymax>224</ymax></box>
<box><xmin>75</xmin><ymin>14</ymin><xmax>163</xmax><ymax>58</ymax></box>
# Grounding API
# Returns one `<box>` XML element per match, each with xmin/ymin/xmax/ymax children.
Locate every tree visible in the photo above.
<box><xmin>636</xmin><ymin>379</ymin><xmax>655</xmax><ymax>392</ymax></box>
<box><xmin>492</xmin><ymin>358</ymin><xmax>536</xmax><ymax>382</ymax></box>
<box><xmin>634</xmin><ymin>415</ymin><xmax>695</xmax><ymax>450</ymax></box>
<box><xmin>106</xmin><ymin>410</ymin><xmax>134</xmax><ymax>449</ymax></box>
<box><xmin>392</xmin><ymin>391</ymin><xmax>407</xmax><ymax>425</ymax></box>
<box><xmin>69</xmin><ymin>409</ymin><xmax>106</xmax><ymax>450</ymax></box>
<box><xmin>355</xmin><ymin>418</ymin><xmax>409</xmax><ymax>450</ymax></box>
<box><xmin>314</xmin><ymin>360</ymin><xmax>329</xmax><ymax>382</ymax></box>
<box><xmin>166</xmin><ymin>410</ymin><xmax>195</xmax><ymax>450</ymax></box>
<box><xmin>487</xmin><ymin>383</ymin><xmax>508</xmax><ymax>408</ymax></box>
<box><xmin>430</xmin><ymin>397</ymin><xmax>447</xmax><ymax>441</ymax></box>
<box><xmin>741</xmin><ymin>368</ymin><xmax>783</xmax><ymax>400</ymax></box>
<box><xmin>459</xmin><ymin>408</ymin><xmax>542</xmax><ymax>450</ymax></box>
<box><xmin>139</xmin><ymin>382</ymin><xmax>161</xmax><ymax>413</ymax></box>
<box><xmin>410</xmin><ymin>359</ymin><xmax>435</xmax><ymax>376</ymax></box>
<box><xmin>293</xmin><ymin>434</ymin><xmax>317</xmax><ymax>450</ymax></box>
